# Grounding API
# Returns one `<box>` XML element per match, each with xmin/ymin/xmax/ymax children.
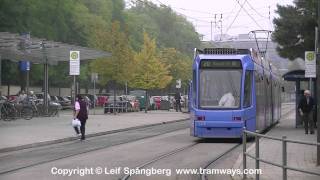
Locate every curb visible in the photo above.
<box><xmin>0</xmin><ymin>118</ymin><xmax>189</xmax><ymax>153</ymax></box>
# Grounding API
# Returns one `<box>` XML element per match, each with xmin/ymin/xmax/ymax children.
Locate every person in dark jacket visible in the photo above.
<box><xmin>74</xmin><ymin>95</ymin><xmax>88</xmax><ymax>140</ymax></box>
<box><xmin>298</xmin><ymin>90</ymin><xmax>315</xmax><ymax>134</ymax></box>
<box><xmin>174</xmin><ymin>92</ymin><xmax>182</xmax><ymax>112</ymax></box>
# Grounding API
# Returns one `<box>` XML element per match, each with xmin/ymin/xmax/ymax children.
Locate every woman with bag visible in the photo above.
<box><xmin>73</xmin><ymin>95</ymin><xmax>88</xmax><ymax>140</ymax></box>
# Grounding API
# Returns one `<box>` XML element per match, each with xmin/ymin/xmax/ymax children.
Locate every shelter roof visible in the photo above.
<box><xmin>282</xmin><ymin>69</ymin><xmax>314</xmax><ymax>81</ymax></box>
<box><xmin>0</xmin><ymin>32</ymin><xmax>110</xmax><ymax>65</ymax></box>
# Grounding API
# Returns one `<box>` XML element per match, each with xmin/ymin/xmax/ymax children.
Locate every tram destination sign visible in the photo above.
<box><xmin>200</xmin><ymin>60</ymin><xmax>242</xmax><ymax>69</ymax></box>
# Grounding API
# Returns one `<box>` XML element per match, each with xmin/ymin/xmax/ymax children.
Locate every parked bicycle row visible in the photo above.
<box><xmin>0</xmin><ymin>91</ymin><xmax>62</xmax><ymax>121</ymax></box>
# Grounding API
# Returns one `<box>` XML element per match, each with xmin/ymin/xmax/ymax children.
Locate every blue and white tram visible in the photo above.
<box><xmin>190</xmin><ymin>48</ymin><xmax>282</xmax><ymax>138</ymax></box>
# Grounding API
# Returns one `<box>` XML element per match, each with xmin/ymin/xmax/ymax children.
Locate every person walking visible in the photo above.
<box><xmin>174</xmin><ymin>92</ymin><xmax>182</xmax><ymax>112</ymax></box>
<box><xmin>74</xmin><ymin>95</ymin><xmax>88</xmax><ymax>140</ymax></box>
<box><xmin>298</xmin><ymin>90</ymin><xmax>315</xmax><ymax>134</ymax></box>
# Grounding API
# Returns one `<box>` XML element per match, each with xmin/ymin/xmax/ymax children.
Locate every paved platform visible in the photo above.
<box><xmin>233</xmin><ymin>103</ymin><xmax>320</xmax><ymax>180</ymax></box>
<box><xmin>0</xmin><ymin>108</ymin><xmax>189</xmax><ymax>152</ymax></box>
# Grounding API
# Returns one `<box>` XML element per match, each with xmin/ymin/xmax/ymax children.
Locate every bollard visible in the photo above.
<box><xmin>255</xmin><ymin>131</ymin><xmax>260</xmax><ymax>180</ymax></box>
<box><xmin>282</xmin><ymin>136</ymin><xmax>287</xmax><ymax>180</ymax></box>
<box><xmin>243</xmin><ymin>127</ymin><xmax>247</xmax><ymax>180</ymax></box>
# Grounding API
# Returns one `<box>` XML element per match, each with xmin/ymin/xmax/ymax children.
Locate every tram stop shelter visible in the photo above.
<box><xmin>282</xmin><ymin>69</ymin><xmax>317</xmax><ymax>128</ymax></box>
<box><xmin>0</xmin><ymin>32</ymin><xmax>111</xmax><ymax>112</ymax></box>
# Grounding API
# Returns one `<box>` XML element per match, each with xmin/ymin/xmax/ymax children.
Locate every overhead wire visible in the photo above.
<box><xmin>234</xmin><ymin>0</ymin><xmax>264</xmax><ymax>30</ymax></box>
<box><xmin>225</xmin><ymin>0</ymin><xmax>248</xmax><ymax>35</ymax></box>
<box><xmin>134</xmin><ymin>0</ymin><xmax>211</xmax><ymax>23</ymax></box>
<box><xmin>132</xmin><ymin>0</ymin><xmax>273</xmax><ymax>39</ymax></box>
<box><xmin>246</xmin><ymin>0</ymin><xmax>269</xmax><ymax>19</ymax></box>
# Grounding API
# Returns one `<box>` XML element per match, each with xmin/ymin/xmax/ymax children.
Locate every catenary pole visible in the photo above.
<box><xmin>316</xmin><ymin>0</ymin><xmax>320</xmax><ymax>166</ymax></box>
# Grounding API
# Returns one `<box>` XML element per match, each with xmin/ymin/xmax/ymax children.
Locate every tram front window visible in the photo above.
<box><xmin>199</xmin><ymin>69</ymin><xmax>242</xmax><ymax>109</ymax></box>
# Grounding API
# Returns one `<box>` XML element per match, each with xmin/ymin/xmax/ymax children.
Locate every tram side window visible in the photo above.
<box><xmin>192</xmin><ymin>70</ymin><xmax>196</xmax><ymax>106</ymax></box>
<box><xmin>243</xmin><ymin>71</ymin><xmax>252</xmax><ymax>108</ymax></box>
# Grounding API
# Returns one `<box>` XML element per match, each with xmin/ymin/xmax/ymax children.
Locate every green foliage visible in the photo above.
<box><xmin>29</xmin><ymin>64</ymin><xmax>43</xmax><ymax>86</ymax></box>
<box><xmin>89</xmin><ymin>21</ymin><xmax>134</xmax><ymax>87</ymax></box>
<box><xmin>130</xmin><ymin>32</ymin><xmax>172</xmax><ymax>90</ymax></box>
<box><xmin>0</xmin><ymin>0</ymin><xmax>200</xmax><ymax>92</ymax></box>
<box><xmin>1</xmin><ymin>60</ymin><xmax>19</xmax><ymax>86</ymax></box>
<box><xmin>159</xmin><ymin>48</ymin><xmax>192</xmax><ymax>89</ymax></box>
<box><xmin>126</xmin><ymin>1</ymin><xmax>200</xmax><ymax>56</ymax></box>
<box><xmin>272</xmin><ymin>0</ymin><xmax>318</xmax><ymax>60</ymax></box>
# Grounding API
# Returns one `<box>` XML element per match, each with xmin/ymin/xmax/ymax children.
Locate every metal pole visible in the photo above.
<box><xmin>220</xmin><ymin>14</ymin><xmax>223</xmax><ymax>41</ymax></box>
<box><xmin>210</xmin><ymin>21</ymin><xmax>213</xmax><ymax>41</ymax></box>
<box><xmin>0</xmin><ymin>55</ymin><xmax>1</xmax><ymax>118</ymax></box>
<box><xmin>76</xmin><ymin>82</ymin><xmax>79</xmax><ymax>95</ymax></box>
<box><xmin>317</xmin><ymin>0</ymin><xmax>320</xmax><ymax>165</ymax></box>
<box><xmin>309</xmin><ymin>78</ymin><xmax>312</xmax><ymax>94</ymax></box>
<box><xmin>93</xmin><ymin>78</ymin><xmax>96</xmax><ymax>115</ymax></box>
<box><xmin>255</xmin><ymin>131</ymin><xmax>260</xmax><ymax>180</ymax></box>
<box><xmin>44</xmin><ymin>63</ymin><xmax>48</xmax><ymax>115</ymax></box>
<box><xmin>243</xmin><ymin>128</ymin><xmax>247</xmax><ymax>180</ymax></box>
<box><xmin>41</xmin><ymin>42</ymin><xmax>48</xmax><ymax>115</ymax></box>
<box><xmin>73</xmin><ymin>75</ymin><xmax>76</xmax><ymax>105</ymax></box>
<box><xmin>296</xmin><ymin>81</ymin><xmax>301</xmax><ymax>128</ymax></box>
<box><xmin>113</xmin><ymin>83</ymin><xmax>116</xmax><ymax>115</ymax></box>
<box><xmin>26</xmin><ymin>70</ymin><xmax>29</xmax><ymax>93</ymax></box>
<box><xmin>125</xmin><ymin>81</ymin><xmax>128</xmax><ymax>112</ymax></box>
<box><xmin>282</xmin><ymin>136</ymin><xmax>287</xmax><ymax>180</ymax></box>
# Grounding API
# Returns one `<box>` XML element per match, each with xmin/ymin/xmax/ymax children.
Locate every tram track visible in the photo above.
<box><xmin>200</xmin><ymin>143</ymin><xmax>241</xmax><ymax>180</ymax></box>
<box><xmin>121</xmin><ymin>140</ymin><xmax>241</xmax><ymax>180</ymax></box>
<box><xmin>120</xmin><ymin>142</ymin><xmax>199</xmax><ymax>180</ymax></box>
<box><xmin>0</xmin><ymin>120</ymin><xmax>189</xmax><ymax>175</ymax></box>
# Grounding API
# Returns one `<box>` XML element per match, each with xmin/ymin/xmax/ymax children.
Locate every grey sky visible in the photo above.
<box><xmin>147</xmin><ymin>0</ymin><xmax>294</xmax><ymax>40</ymax></box>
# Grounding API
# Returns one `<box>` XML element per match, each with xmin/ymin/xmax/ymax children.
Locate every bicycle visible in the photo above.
<box><xmin>0</xmin><ymin>100</ymin><xmax>19</xmax><ymax>121</ymax></box>
<box><xmin>20</xmin><ymin>102</ymin><xmax>33</xmax><ymax>120</ymax></box>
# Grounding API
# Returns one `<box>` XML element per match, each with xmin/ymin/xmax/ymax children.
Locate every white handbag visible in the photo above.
<box><xmin>72</xmin><ymin>118</ymin><xmax>81</xmax><ymax>127</ymax></box>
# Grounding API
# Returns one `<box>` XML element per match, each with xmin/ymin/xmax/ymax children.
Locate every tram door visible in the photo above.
<box><xmin>243</xmin><ymin>71</ymin><xmax>255</xmax><ymax>131</ymax></box>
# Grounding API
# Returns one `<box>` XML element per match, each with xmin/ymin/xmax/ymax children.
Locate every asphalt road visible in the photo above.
<box><xmin>0</xmin><ymin>120</ymin><xmax>242</xmax><ymax>180</ymax></box>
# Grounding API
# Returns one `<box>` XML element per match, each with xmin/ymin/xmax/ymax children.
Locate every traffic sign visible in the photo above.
<box><xmin>305</xmin><ymin>51</ymin><xmax>316</xmax><ymax>78</ymax></box>
<box><xmin>70</xmin><ymin>51</ymin><xmax>80</xmax><ymax>75</ymax></box>
<box><xmin>176</xmin><ymin>79</ymin><xmax>181</xmax><ymax>89</ymax></box>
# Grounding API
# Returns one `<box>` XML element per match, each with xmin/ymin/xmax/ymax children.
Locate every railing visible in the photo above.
<box><xmin>242</xmin><ymin>128</ymin><xmax>320</xmax><ymax>180</ymax></box>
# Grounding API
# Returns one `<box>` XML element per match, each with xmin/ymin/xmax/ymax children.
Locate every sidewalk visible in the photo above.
<box><xmin>0</xmin><ymin>108</ymin><xmax>189</xmax><ymax>152</ymax></box>
<box><xmin>233</xmin><ymin>103</ymin><xmax>320</xmax><ymax>180</ymax></box>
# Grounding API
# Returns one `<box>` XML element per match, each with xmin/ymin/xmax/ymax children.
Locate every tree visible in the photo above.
<box><xmin>130</xmin><ymin>32</ymin><xmax>172</xmax><ymax>112</ymax></box>
<box><xmin>89</xmin><ymin>21</ymin><xmax>134</xmax><ymax>90</ymax></box>
<box><xmin>126</xmin><ymin>1</ymin><xmax>200</xmax><ymax>57</ymax></box>
<box><xmin>273</xmin><ymin>0</ymin><xmax>318</xmax><ymax>60</ymax></box>
<box><xmin>159</xmin><ymin>48</ymin><xmax>192</xmax><ymax>91</ymax></box>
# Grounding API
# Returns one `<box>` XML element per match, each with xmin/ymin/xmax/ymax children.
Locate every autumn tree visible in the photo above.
<box><xmin>126</xmin><ymin>0</ymin><xmax>200</xmax><ymax>56</ymax></box>
<box><xmin>89</xmin><ymin>21</ymin><xmax>134</xmax><ymax>92</ymax></box>
<box><xmin>159</xmin><ymin>48</ymin><xmax>192</xmax><ymax>91</ymax></box>
<box><xmin>130</xmin><ymin>32</ymin><xmax>172</xmax><ymax>112</ymax></box>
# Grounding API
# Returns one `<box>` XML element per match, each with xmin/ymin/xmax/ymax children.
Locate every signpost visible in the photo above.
<box><xmin>91</xmin><ymin>73</ymin><xmax>98</xmax><ymax>115</ymax></box>
<box><xmin>305</xmin><ymin>51</ymin><xmax>316</xmax><ymax>97</ymax></box>
<box><xmin>176</xmin><ymin>79</ymin><xmax>181</xmax><ymax>89</ymax></box>
<box><xmin>317</xmin><ymin>1</ymin><xmax>320</xmax><ymax>166</ymax></box>
<box><xmin>70</xmin><ymin>51</ymin><xmax>80</xmax><ymax>104</ymax></box>
<box><xmin>25</xmin><ymin>61</ymin><xmax>30</xmax><ymax>93</ymax></box>
<box><xmin>69</xmin><ymin>51</ymin><xmax>80</xmax><ymax>76</ymax></box>
<box><xmin>20</xmin><ymin>32</ymin><xmax>31</xmax><ymax>93</ymax></box>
